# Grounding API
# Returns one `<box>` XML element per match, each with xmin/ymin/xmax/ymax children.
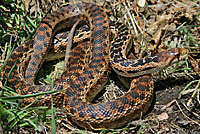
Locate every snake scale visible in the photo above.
<box><xmin>2</xmin><ymin>2</ymin><xmax>189</xmax><ymax>129</ymax></box>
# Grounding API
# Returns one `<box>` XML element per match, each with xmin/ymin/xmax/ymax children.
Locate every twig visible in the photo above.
<box><xmin>126</xmin><ymin>1</ymin><xmax>143</xmax><ymax>34</ymax></box>
<box><xmin>134</xmin><ymin>0</ymin><xmax>142</xmax><ymax>29</ymax></box>
<box><xmin>182</xmin><ymin>102</ymin><xmax>200</xmax><ymax>120</ymax></box>
<box><xmin>122</xmin><ymin>2</ymin><xmax>139</xmax><ymax>35</ymax></box>
<box><xmin>187</xmin><ymin>79</ymin><xmax>200</xmax><ymax>106</ymax></box>
<box><xmin>161</xmin><ymin>99</ymin><xmax>176</xmax><ymax>110</ymax></box>
<box><xmin>175</xmin><ymin>100</ymin><xmax>200</xmax><ymax>126</ymax></box>
<box><xmin>115</xmin><ymin>0</ymin><xmax>127</xmax><ymax>5</ymax></box>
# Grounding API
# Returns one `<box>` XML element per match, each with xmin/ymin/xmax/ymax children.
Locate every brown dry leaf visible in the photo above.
<box><xmin>178</xmin><ymin>119</ymin><xmax>190</xmax><ymax>126</ymax></box>
<box><xmin>148</xmin><ymin>15</ymin><xmax>171</xmax><ymax>51</ymax></box>
<box><xmin>24</xmin><ymin>0</ymin><xmax>31</xmax><ymax>12</ymax></box>
<box><xmin>147</xmin><ymin>14</ymin><xmax>171</xmax><ymax>35</ymax></box>
<box><xmin>149</xmin><ymin>27</ymin><xmax>162</xmax><ymax>50</ymax></box>
<box><xmin>24</xmin><ymin>0</ymin><xmax>66</xmax><ymax>17</ymax></box>
<box><xmin>147</xmin><ymin>2</ymin><xmax>171</xmax><ymax>12</ymax></box>
<box><xmin>70</xmin><ymin>0</ymin><xmax>106</xmax><ymax>6</ymax></box>
<box><xmin>24</xmin><ymin>0</ymin><xmax>51</xmax><ymax>16</ymax></box>
<box><xmin>24</xmin><ymin>0</ymin><xmax>38</xmax><ymax>15</ymax></box>
<box><xmin>174</xmin><ymin>0</ymin><xmax>190</xmax><ymax>9</ymax></box>
<box><xmin>188</xmin><ymin>56</ymin><xmax>200</xmax><ymax>76</ymax></box>
<box><xmin>157</xmin><ymin>112</ymin><xmax>169</xmax><ymax>121</ymax></box>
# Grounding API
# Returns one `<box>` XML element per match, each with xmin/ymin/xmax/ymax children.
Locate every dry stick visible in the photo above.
<box><xmin>186</xmin><ymin>55</ymin><xmax>200</xmax><ymax>106</ymax></box>
<box><xmin>134</xmin><ymin>0</ymin><xmax>142</xmax><ymax>29</ymax></box>
<box><xmin>187</xmin><ymin>79</ymin><xmax>200</xmax><ymax>106</ymax></box>
<box><xmin>124</xmin><ymin>1</ymin><xmax>147</xmax><ymax>59</ymax></box>
<box><xmin>116</xmin><ymin>0</ymin><xmax>127</xmax><ymax>5</ymax></box>
<box><xmin>182</xmin><ymin>101</ymin><xmax>200</xmax><ymax>119</ymax></box>
<box><xmin>126</xmin><ymin>1</ymin><xmax>143</xmax><ymax>34</ymax></box>
<box><xmin>175</xmin><ymin>100</ymin><xmax>200</xmax><ymax>126</ymax></box>
<box><xmin>63</xmin><ymin>19</ymin><xmax>80</xmax><ymax>71</ymax></box>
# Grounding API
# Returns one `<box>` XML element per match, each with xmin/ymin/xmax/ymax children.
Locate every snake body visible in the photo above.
<box><xmin>2</xmin><ymin>3</ymin><xmax>189</xmax><ymax>129</ymax></box>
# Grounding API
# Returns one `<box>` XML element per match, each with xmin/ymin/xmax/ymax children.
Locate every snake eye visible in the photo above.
<box><xmin>167</xmin><ymin>51</ymin><xmax>178</xmax><ymax>56</ymax></box>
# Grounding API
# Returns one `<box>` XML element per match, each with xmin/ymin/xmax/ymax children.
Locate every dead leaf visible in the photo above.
<box><xmin>178</xmin><ymin>119</ymin><xmax>190</xmax><ymax>126</ymax></box>
<box><xmin>157</xmin><ymin>112</ymin><xmax>169</xmax><ymax>121</ymax></box>
<box><xmin>147</xmin><ymin>14</ymin><xmax>171</xmax><ymax>36</ymax></box>
<box><xmin>150</xmin><ymin>27</ymin><xmax>162</xmax><ymax>50</ymax></box>
<box><xmin>24</xmin><ymin>0</ymin><xmax>38</xmax><ymax>15</ymax></box>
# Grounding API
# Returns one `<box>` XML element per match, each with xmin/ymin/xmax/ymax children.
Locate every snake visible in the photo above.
<box><xmin>1</xmin><ymin>2</ymin><xmax>189</xmax><ymax>129</ymax></box>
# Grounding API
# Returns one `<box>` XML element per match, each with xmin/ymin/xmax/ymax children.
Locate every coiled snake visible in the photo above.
<box><xmin>2</xmin><ymin>3</ymin><xmax>188</xmax><ymax>129</ymax></box>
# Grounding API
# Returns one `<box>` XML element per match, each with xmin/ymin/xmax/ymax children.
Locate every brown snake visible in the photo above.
<box><xmin>1</xmin><ymin>2</ymin><xmax>189</xmax><ymax>129</ymax></box>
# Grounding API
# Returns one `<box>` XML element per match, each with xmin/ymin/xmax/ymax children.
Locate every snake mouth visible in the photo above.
<box><xmin>157</xmin><ymin>48</ymin><xmax>189</xmax><ymax>67</ymax></box>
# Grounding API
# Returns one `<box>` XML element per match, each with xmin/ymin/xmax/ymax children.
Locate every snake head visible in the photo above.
<box><xmin>157</xmin><ymin>48</ymin><xmax>189</xmax><ymax>68</ymax></box>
